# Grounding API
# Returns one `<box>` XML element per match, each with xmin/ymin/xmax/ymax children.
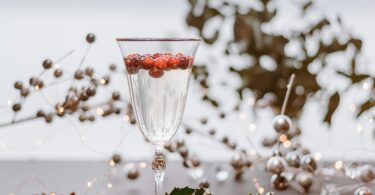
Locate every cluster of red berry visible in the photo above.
<box><xmin>124</xmin><ymin>53</ymin><xmax>194</xmax><ymax>78</ymax></box>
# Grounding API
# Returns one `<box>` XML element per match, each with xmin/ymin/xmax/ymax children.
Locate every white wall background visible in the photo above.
<box><xmin>0</xmin><ymin>0</ymin><xmax>374</xmax><ymax>161</ymax></box>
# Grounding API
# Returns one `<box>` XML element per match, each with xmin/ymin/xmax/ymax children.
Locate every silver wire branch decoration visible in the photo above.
<box><xmin>0</xmin><ymin>3</ymin><xmax>374</xmax><ymax>191</ymax></box>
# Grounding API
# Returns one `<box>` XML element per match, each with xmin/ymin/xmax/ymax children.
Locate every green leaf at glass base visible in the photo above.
<box><xmin>166</xmin><ymin>187</ymin><xmax>210</xmax><ymax>195</ymax></box>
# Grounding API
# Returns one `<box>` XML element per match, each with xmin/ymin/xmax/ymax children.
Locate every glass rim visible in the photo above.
<box><xmin>116</xmin><ymin>37</ymin><xmax>201</xmax><ymax>42</ymax></box>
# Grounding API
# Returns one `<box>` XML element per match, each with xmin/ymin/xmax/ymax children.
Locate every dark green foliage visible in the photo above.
<box><xmin>186</xmin><ymin>0</ymin><xmax>374</xmax><ymax>125</ymax></box>
<box><xmin>166</xmin><ymin>187</ymin><xmax>208</xmax><ymax>195</ymax></box>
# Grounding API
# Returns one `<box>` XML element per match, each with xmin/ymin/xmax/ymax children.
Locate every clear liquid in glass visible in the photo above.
<box><xmin>126</xmin><ymin>69</ymin><xmax>191</xmax><ymax>144</ymax></box>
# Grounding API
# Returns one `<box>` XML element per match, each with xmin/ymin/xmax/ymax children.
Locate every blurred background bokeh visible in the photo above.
<box><xmin>0</xmin><ymin>0</ymin><xmax>374</xmax><ymax>162</ymax></box>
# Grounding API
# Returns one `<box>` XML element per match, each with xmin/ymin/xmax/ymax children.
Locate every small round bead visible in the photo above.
<box><xmin>79</xmin><ymin>115</ymin><xmax>87</xmax><ymax>122</ymax></box>
<box><xmin>114</xmin><ymin>108</ymin><xmax>121</xmax><ymax>115</ymax></box>
<box><xmin>295</xmin><ymin>171</ymin><xmax>313</xmax><ymax>190</ymax></box>
<box><xmin>200</xmin><ymin>118</ymin><xmax>208</xmax><ymax>125</ymax></box>
<box><xmin>20</xmin><ymin>88</ymin><xmax>30</xmax><ymax>97</ymax></box>
<box><xmin>266</xmin><ymin>156</ymin><xmax>286</xmax><ymax>174</ymax></box>
<box><xmin>86</xmin><ymin>33</ymin><xmax>95</xmax><ymax>43</ymax></box>
<box><xmin>74</xmin><ymin>70</ymin><xmax>84</xmax><ymax>80</ymax></box>
<box><xmin>130</xmin><ymin>118</ymin><xmax>136</xmax><ymax>125</ymax></box>
<box><xmin>85</xmin><ymin>67</ymin><xmax>94</xmax><ymax>77</ymax></box>
<box><xmin>42</xmin><ymin>59</ymin><xmax>53</xmax><ymax>69</ymax></box>
<box><xmin>88</xmin><ymin>115</ymin><xmax>96</xmax><ymax>122</ymax></box>
<box><xmin>86</xmin><ymin>86</ymin><xmax>96</xmax><ymax>97</ymax></box>
<box><xmin>112</xmin><ymin>92</ymin><xmax>120</xmax><ymax>100</ymax></box>
<box><xmin>272</xmin><ymin>115</ymin><xmax>292</xmax><ymax>133</ymax></box>
<box><xmin>36</xmin><ymin>110</ymin><xmax>45</xmax><ymax>117</ymax></box>
<box><xmin>53</xmin><ymin>69</ymin><xmax>63</xmax><ymax>78</ymax></box>
<box><xmin>12</xmin><ymin>103</ymin><xmax>21</xmax><ymax>112</ymax></box>
<box><xmin>112</xmin><ymin>154</ymin><xmax>122</xmax><ymax>164</ymax></box>
<box><xmin>271</xmin><ymin>174</ymin><xmax>288</xmax><ymax>191</ymax></box>
<box><xmin>44</xmin><ymin>114</ymin><xmax>53</xmax><ymax>123</ymax></box>
<box><xmin>127</xmin><ymin>168</ymin><xmax>139</xmax><ymax>180</ymax></box>
<box><xmin>230</xmin><ymin>154</ymin><xmax>244</xmax><ymax>170</ymax></box>
<box><xmin>199</xmin><ymin>178</ymin><xmax>210</xmax><ymax>189</ymax></box>
<box><xmin>209</xmin><ymin>128</ymin><xmax>216</xmax><ymax>136</ymax></box>
<box><xmin>300</xmin><ymin>155</ymin><xmax>317</xmax><ymax>172</ymax></box>
<box><xmin>109</xmin><ymin>64</ymin><xmax>117</xmax><ymax>71</ymax></box>
<box><xmin>178</xmin><ymin>147</ymin><xmax>189</xmax><ymax>158</ymax></box>
<box><xmin>100</xmin><ymin>76</ymin><xmax>110</xmax><ymax>85</ymax></box>
<box><xmin>286</xmin><ymin>151</ymin><xmax>301</xmax><ymax>168</ymax></box>
<box><xmin>14</xmin><ymin>81</ymin><xmax>23</xmax><ymax>89</ymax></box>
<box><xmin>29</xmin><ymin>77</ymin><xmax>37</xmax><ymax>85</ymax></box>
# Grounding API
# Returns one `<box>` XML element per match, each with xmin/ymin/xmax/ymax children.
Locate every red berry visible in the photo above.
<box><xmin>149</xmin><ymin>68</ymin><xmax>164</xmax><ymax>78</ymax></box>
<box><xmin>176</xmin><ymin>53</ymin><xmax>184</xmax><ymax>57</ymax></box>
<box><xmin>162</xmin><ymin>54</ymin><xmax>171</xmax><ymax>62</ymax></box>
<box><xmin>124</xmin><ymin>54</ymin><xmax>140</xmax><ymax>68</ymax></box>
<box><xmin>127</xmin><ymin>67</ymin><xmax>139</xmax><ymax>74</ymax></box>
<box><xmin>124</xmin><ymin>58</ymin><xmax>132</xmax><ymax>67</ymax></box>
<box><xmin>154</xmin><ymin>58</ymin><xmax>167</xmax><ymax>69</ymax></box>
<box><xmin>179</xmin><ymin>56</ymin><xmax>189</xmax><ymax>69</ymax></box>
<box><xmin>142</xmin><ymin>56</ymin><xmax>154</xmax><ymax>69</ymax></box>
<box><xmin>127</xmin><ymin>54</ymin><xmax>139</xmax><ymax>58</ymax></box>
<box><xmin>153</xmin><ymin>53</ymin><xmax>162</xmax><ymax>58</ymax></box>
<box><xmin>168</xmin><ymin>57</ymin><xmax>180</xmax><ymax>69</ymax></box>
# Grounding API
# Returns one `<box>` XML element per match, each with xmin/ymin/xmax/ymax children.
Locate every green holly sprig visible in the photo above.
<box><xmin>166</xmin><ymin>187</ymin><xmax>270</xmax><ymax>195</ymax></box>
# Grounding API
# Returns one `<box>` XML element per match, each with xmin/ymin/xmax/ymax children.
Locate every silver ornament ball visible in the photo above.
<box><xmin>301</xmin><ymin>154</ymin><xmax>317</xmax><ymax>172</ymax></box>
<box><xmin>267</xmin><ymin>156</ymin><xmax>286</xmax><ymax>174</ymax></box>
<box><xmin>286</xmin><ymin>151</ymin><xmax>301</xmax><ymax>168</ymax></box>
<box><xmin>271</xmin><ymin>173</ymin><xmax>288</xmax><ymax>191</ymax></box>
<box><xmin>295</xmin><ymin>171</ymin><xmax>314</xmax><ymax>190</ymax></box>
<box><xmin>354</xmin><ymin>187</ymin><xmax>372</xmax><ymax>195</ymax></box>
<box><xmin>272</xmin><ymin>115</ymin><xmax>292</xmax><ymax>133</ymax></box>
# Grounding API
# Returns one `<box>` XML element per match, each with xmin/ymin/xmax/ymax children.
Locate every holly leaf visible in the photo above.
<box><xmin>324</xmin><ymin>92</ymin><xmax>340</xmax><ymax>125</ymax></box>
<box><xmin>166</xmin><ymin>187</ymin><xmax>209</xmax><ymax>195</ymax></box>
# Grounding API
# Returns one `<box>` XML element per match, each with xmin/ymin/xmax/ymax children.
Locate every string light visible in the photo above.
<box><xmin>7</xmin><ymin>100</ymin><xmax>12</xmax><ymax>106</ymax></box>
<box><xmin>99</xmin><ymin>78</ymin><xmax>106</xmax><ymax>85</ymax></box>
<box><xmin>57</xmin><ymin>106</ymin><xmax>64</xmax><ymax>114</ymax></box>
<box><xmin>248</xmin><ymin>123</ymin><xmax>256</xmax><ymax>131</ymax></box>
<box><xmin>87</xmin><ymin>181</ymin><xmax>92</xmax><ymax>188</ymax></box>
<box><xmin>96</xmin><ymin>108</ymin><xmax>104</xmax><ymax>115</ymax></box>
<box><xmin>362</xmin><ymin>82</ymin><xmax>370</xmax><ymax>90</ymax></box>
<box><xmin>258</xmin><ymin>187</ymin><xmax>265</xmax><ymax>194</ymax></box>
<box><xmin>139</xmin><ymin>161</ymin><xmax>147</xmax><ymax>168</ymax></box>
<box><xmin>283</xmin><ymin>140</ymin><xmax>291</xmax><ymax>148</ymax></box>
<box><xmin>314</xmin><ymin>152</ymin><xmax>322</xmax><ymax>161</ymax></box>
<box><xmin>107</xmin><ymin>183</ymin><xmax>113</xmax><ymax>189</ymax></box>
<box><xmin>279</xmin><ymin>134</ymin><xmax>288</xmax><ymax>142</ymax></box>
<box><xmin>334</xmin><ymin>161</ymin><xmax>343</xmax><ymax>170</ymax></box>
<box><xmin>123</xmin><ymin>114</ymin><xmax>130</xmax><ymax>122</ymax></box>
<box><xmin>109</xmin><ymin>160</ymin><xmax>115</xmax><ymax>167</ymax></box>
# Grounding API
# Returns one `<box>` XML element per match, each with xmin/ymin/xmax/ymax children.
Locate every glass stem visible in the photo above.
<box><xmin>152</xmin><ymin>144</ymin><xmax>166</xmax><ymax>195</ymax></box>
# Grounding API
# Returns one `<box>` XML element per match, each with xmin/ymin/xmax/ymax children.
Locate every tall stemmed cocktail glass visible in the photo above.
<box><xmin>117</xmin><ymin>38</ymin><xmax>200</xmax><ymax>195</ymax></box>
